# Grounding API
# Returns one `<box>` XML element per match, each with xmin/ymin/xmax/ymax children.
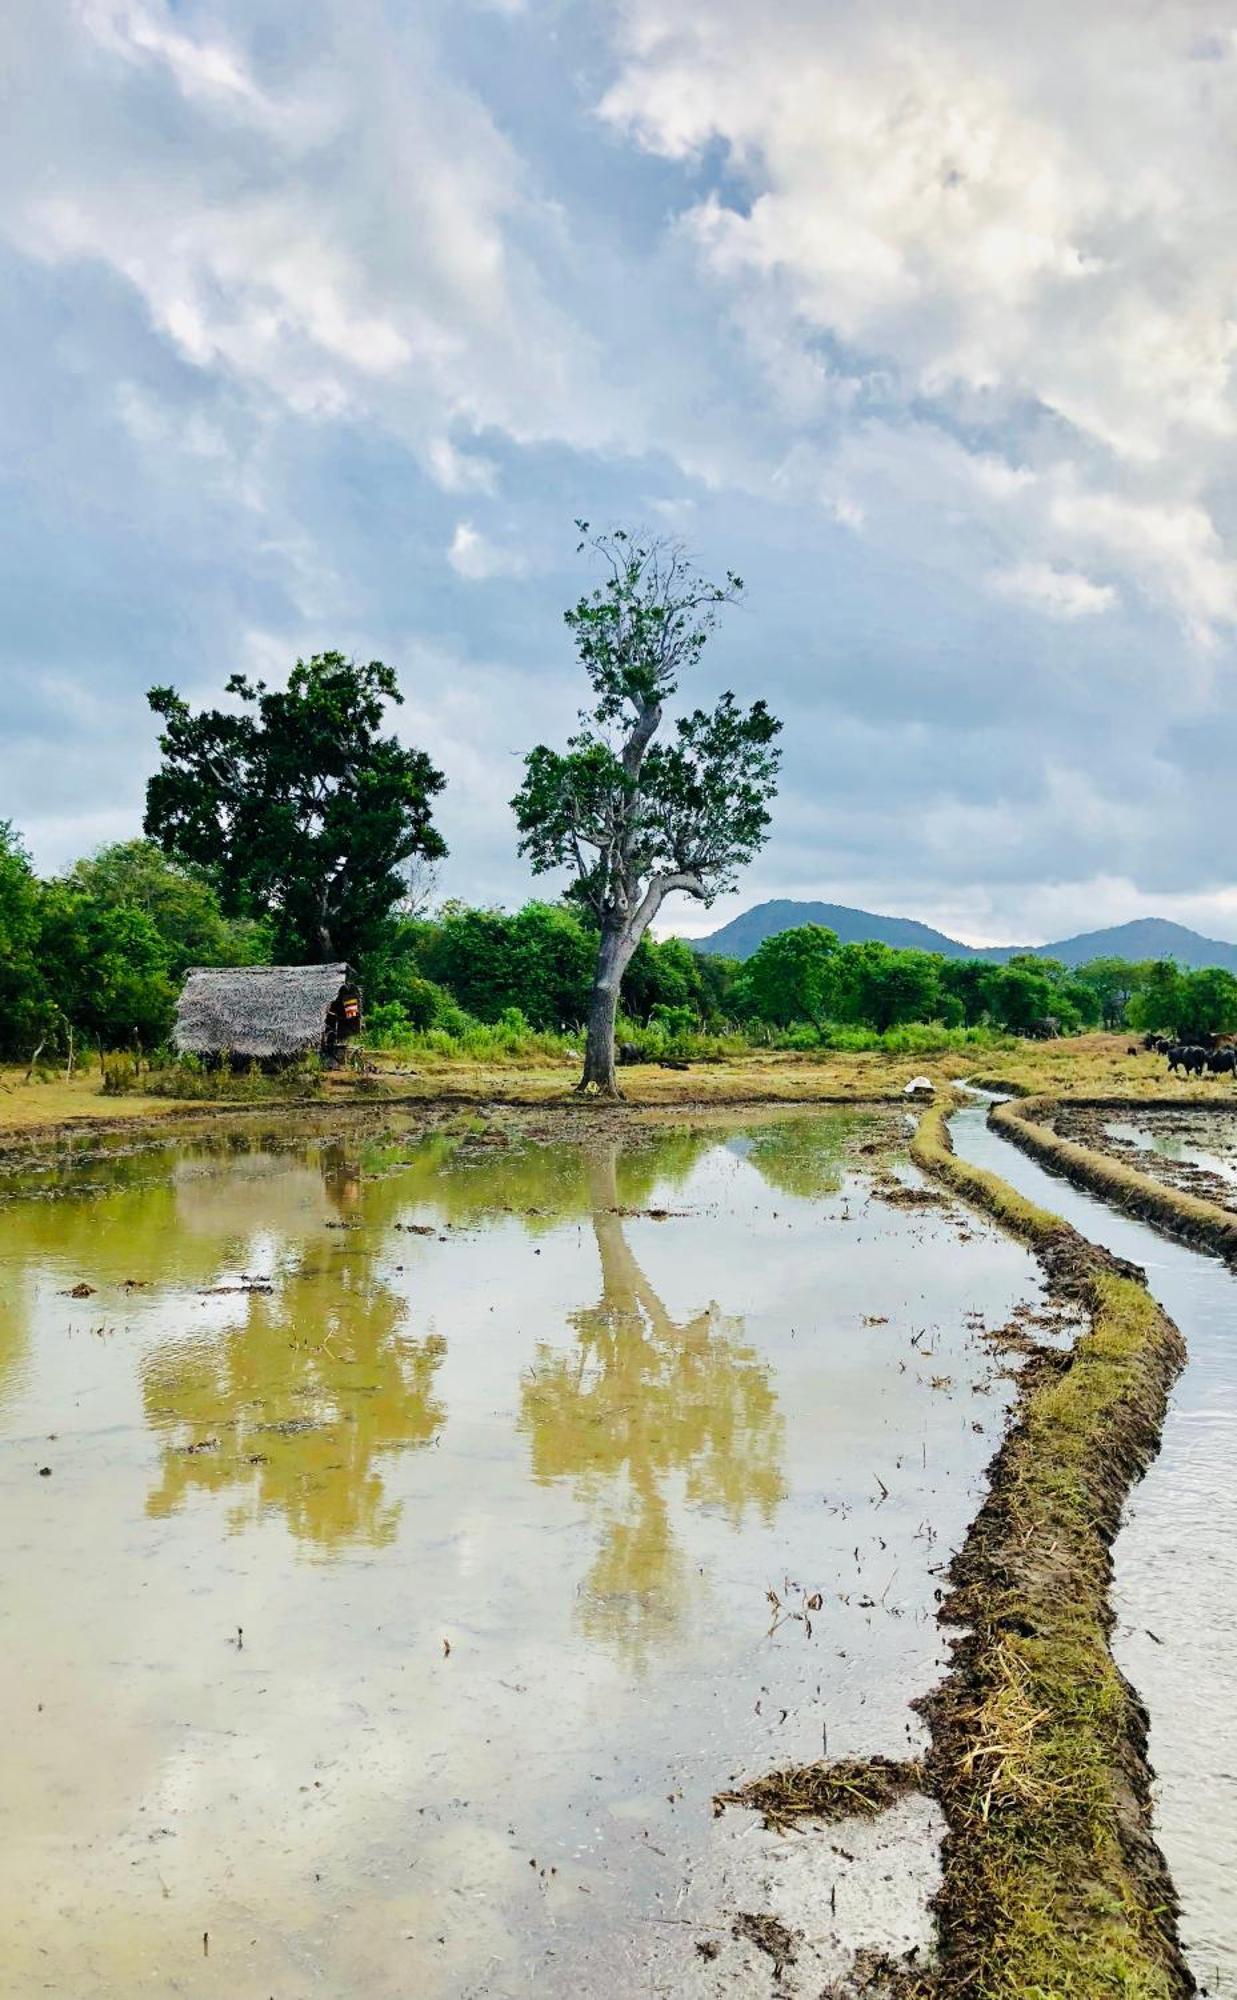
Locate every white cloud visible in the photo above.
<box><xmin>7</xmin><ymin>0</ymin><xmax>1237</xmax><ymax>943</ymax></box>
<box><xmin>426</xmin><ymin>438</ymin><xmax>500</xmax><ymax>496</ymax></box>
<box><xmin>3</xmin><ymin>0</ymin><xmax>623</xmax><ymax>485</ymax></box>
<box><xmin>602</xmin><ymin>0</ymin><xmax>1237</xmax><ymax>637</ymax></box>
<box><xmin>447</xmin><ymin>522</ymin><xmax>528</xmax><ymax>580</ymax></box>
<box><xmin>77</xmin><ymin>0</ymin><xmax>275</xmax><ymax>115</ymax></box>
<box><xmin>989</xmin><ymin>562</ymin><xmax>1116</xmax><ymax>620</ymax></box>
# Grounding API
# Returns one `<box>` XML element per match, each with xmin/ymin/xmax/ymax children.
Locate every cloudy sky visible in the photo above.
<box><xmin>4</xmin><ymin>0</ymin><xmax>1237</xmax><ymax>945</ymax></box>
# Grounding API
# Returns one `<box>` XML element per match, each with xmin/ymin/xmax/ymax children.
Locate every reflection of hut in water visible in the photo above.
<box><xmin>174</xmin><ymin>963</ymin><xmax>362</xmax><ymax>1066</ymax></box>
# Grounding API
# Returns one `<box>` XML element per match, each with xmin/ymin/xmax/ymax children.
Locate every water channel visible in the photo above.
<box><xmin>953</xmin><ymin>1102</ymin><xmax>1237</xmax><ymax>1992</ymax></box>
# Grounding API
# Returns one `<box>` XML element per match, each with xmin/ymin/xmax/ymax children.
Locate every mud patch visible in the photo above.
<box><xmin>716</xmin><ymin>1757</ymin><xmax>925</xmax><ymax>1836</ymax></box>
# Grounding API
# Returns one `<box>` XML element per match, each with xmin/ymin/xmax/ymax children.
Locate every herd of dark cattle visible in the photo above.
<box><xmin>1141</xmin><ymin>1032</ymin><xmax>1237</xmax><ymax>1076</ymax></box>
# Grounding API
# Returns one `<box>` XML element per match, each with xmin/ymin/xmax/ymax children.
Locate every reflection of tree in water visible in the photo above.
<box><xmin>739</xmin><ymin>1112</ymin><xmax>878</xmax><ymax>1200</ymax></box>
<box><xmin>360</xmin><ymin>1123</ymin><xmax>714</xmax><ymax>1233</ymax></box>
<box><xmin>519</xmin><ymin>1143</ymin><xmax>783</xmax><ymax>1662</ymax></box>
<box><xmin>143</xmin><ymin>1144</ymin><xmax>445</xmax><ymax>1550</ymax></box>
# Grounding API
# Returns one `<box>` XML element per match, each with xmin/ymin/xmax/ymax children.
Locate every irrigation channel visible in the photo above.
<box><xmin>953</xmin><ymin>1097</ymin><xmax>1237</xmax><ymax>1993</ymax></box>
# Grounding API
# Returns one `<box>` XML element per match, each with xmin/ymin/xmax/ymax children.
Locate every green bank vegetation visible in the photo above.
<box><xmin>10</xmin><ymin>820</ymin><xmax>1226</xmax><ymax>1083</ymax></box>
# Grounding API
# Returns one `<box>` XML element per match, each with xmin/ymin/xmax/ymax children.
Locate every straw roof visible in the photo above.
<box><xmin>174</xmin><ymin>964</ymin><xmax>353</xmax><ymax>1058</ymax></box>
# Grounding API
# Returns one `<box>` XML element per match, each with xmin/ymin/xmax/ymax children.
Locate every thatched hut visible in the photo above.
<box><xmin>174</xmin><ymin>964</ymin><xmax>362</xmax><ymax>1064</ymax></box>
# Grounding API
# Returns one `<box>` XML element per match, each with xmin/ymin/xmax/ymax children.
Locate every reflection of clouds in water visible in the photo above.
<box><xmin>520</xmin><ymin>1143</ymin><xmax>784</xmax><ymax>1663</ymax></box>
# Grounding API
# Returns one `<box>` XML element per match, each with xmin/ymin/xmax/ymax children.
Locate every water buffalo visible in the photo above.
<box><xmin>1207</xmin><ymin>1047</ymin><xmax>1237</xmax><ymax>1076</ymax></box>
<box><xmin>1166</xmin><ymin>1043</ymin><xmax>1208</xmax><ymax>1075</ymax></box>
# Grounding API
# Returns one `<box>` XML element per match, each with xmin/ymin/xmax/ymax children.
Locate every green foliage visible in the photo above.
<box><xmin>369</xmin><ymin>899</ymin><xmax>714</xmax><ymax>1032</ymax></box>
<box><xmin>511</xmin><ymin>525</ymin><xmax>781</xmax><ymax>1086</ymax></box>
<box><xmin>622</xmin><ymin>932</ymin><xmax>701</xmax><ymax>1017</ymax></box>
<box><xmin>145</xmin><ymin>652</ymin><xmax>447</xmax><ymax>962</ymax></box>
<box><xmin>66</xmin><ymin>840</ymin><xmax>270</xmax><ymax>977</ymax></box>
<box><xmin>731</xmin><ymin>924</ymin><xmax>840</xmax><ymax>1027</ymax></box>
<box><xmin>836</xmin><ymin>941</ymin><xmax>942</xmax><ymax>1032</ymax></box>
<box><xmin>1072</xmin><ymin>955</ymin><xmax>1146</xmax><ymax>1029</ymax></box>
<box><xmin>1126</xmin><ymin>959</ymin><xmax>1184</xmax><ymax>1034</ymax></box>
<box><xmin>37</xmin><ymin>882</ymin><xmax>177</xmax><ymax>1048</ymax></box>
<box><xmin>938</xmin><ymin>958</ymin><xmax>996</xmax><ymax>1026</ymax></box>
<box><xmin>416</xmin><ymin>902</ymin><xmax>595</xmax><ymax>1027</ymax></box>
<box><xmin>0</xmin><ymin>823</ymin><xmax>52</xmax><ymax>1058</ymax></box>
<box><xmin>723</xmin><ymin>926</ymin><xmax>1105</xmax><ymax>1041</ymax></box>
<box><xmin>1120</xmin><ymin>956</ymin><xmax>1237</xmax><ymax>1041</ymax></box>
<box><xmin>1177</xmin><ymin>965</ymin><xmax>1237</xmax><ymax>1041</ymax></box>
<box><xmin>0</xmin><ymin>833</ymin><xmax>278</xmax><ymax>1060</ymax></box>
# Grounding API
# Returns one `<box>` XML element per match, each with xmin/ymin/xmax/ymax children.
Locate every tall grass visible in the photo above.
<box><xmin>360</xmin><ymin>1006</ymin><xmax>1017</xmax><ymax>1066</ymax></box>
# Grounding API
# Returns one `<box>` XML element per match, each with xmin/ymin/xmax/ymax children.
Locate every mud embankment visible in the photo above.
<box><xmin>906</xmin><ymin>1100</ymin><xmax>1191</xmax><ymax>1996</ymax></box>
<box><xmin>992</xmin><ymin>1095</ymin><xmax>1237</xmax><ymax>1264</ymax></box>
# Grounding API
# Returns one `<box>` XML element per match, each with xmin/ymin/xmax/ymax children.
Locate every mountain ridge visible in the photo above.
<box><xmin>689</xmin><ymin>901</ymin><xmax>1237</xmax><ymax>973</ymax></box>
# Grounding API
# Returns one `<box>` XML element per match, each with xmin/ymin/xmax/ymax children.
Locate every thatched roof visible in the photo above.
<box><xmin>175</xmin><ymin>964</ymin><xmax>353</xmax><ymax>1058</ymax></box>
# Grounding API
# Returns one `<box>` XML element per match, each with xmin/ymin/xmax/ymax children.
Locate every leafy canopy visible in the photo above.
<box><xmin>512</xmin><ymin>527</ymin><xmax>781</xmax><ymax>929</ymax></box>
<box><xmin>145</xmin><ymin>653</ymin><xmax>446</xmax><ymax>962</ymax></box>
<box><xmin>731</xmin><ymin>924</ymin><xmax>840</xmax><ymax>1027</ymax></box>
<box><xmin>0</xmin><ymin>823</ymin><xmax>50</xmax><ymax>1055</ymax></box>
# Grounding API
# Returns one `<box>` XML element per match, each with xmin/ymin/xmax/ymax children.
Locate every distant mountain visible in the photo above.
<box><xmin>1021</xmin><ymin>918</ymin><xmax>1237</xmax><ymax>974</ymax></box>
<box><xmin>692</xmin><ymin>899</ymin><xmax>988</xmax><ymax>962</ymax></box>
<box><xmin>691</xmin><ymin>900</ymin><xmax>1237</xmax><ymax>973</ymax></box>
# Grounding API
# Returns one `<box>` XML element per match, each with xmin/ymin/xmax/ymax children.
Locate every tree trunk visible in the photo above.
<box><xmin>578</xmin><ymin>926</ymin><xmax>632</xmax><ymax>1096</ymax></box>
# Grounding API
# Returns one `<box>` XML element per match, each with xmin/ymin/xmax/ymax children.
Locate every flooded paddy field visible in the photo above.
<box><xmin>956</xmin><ymin>1102</ymin><xmax>1237</xmax><ymax>1991</ymax></box>
<box><xmin>1053</xmin><ymin>1101</ymin><xmax>1237</xmax><ymax>1215</ymax></box>
<box><xmin>0</xmin><ymin>1107</ymin><xmax>1061</xmax><ymax>1998</ymax></box>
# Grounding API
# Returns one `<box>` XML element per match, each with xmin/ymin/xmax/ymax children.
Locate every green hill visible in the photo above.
<box><xmin>691</xmin><ymin>901</ymin><xmax>1237</xmax><ymax>972</ymax></box>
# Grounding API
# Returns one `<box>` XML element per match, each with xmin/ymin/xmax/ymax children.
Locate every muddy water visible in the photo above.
<box><xmin>0</xmin><ymin>1111</ymin><xmax>1049</xmax><ymax>1999</ymax></box>
<box><xmin>954</xmin><ymin>1104</ymin><xmax>1237</xmax><ymax>1992</ymax></box>
<box><xmin>1104</xmin><ymin>1111</ymin><xmax>1237</xmax><ymax>1205</ymax></box>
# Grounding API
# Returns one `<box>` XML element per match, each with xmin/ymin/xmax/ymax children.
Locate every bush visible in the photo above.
<box><xmin>102</xmin><ymin>1051</ymin><xmax>326</xmax><ymax>1101</ymax></box>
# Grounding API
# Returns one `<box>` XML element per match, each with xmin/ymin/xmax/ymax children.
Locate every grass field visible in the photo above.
<box><xmin>0</xmin><ymin>1032</ymin><xmax>1225</xmax><ymax>1148</ymax></box>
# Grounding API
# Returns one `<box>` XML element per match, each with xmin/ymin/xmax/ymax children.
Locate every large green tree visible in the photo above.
<box><xmin>1177</xmin><ymin>966</ymin><xmax>1237</xmax><ymax>1042</ymax></box>
<box><xmin>67</xmin><ymin>840</ymin><xmax>269</xmax><ymax>979</ymax></box>
<box><xmin>0</xmin><ymin>823</ymin><xmax>51</xmax><ymax>1058</ymax></box>
<box><xmin>731</xmin><ymin>924</ymin><xmax>840</xmax><ymax>1028</ymax></box>
<box><xmin>36</xmin><ymin>883</ymin><xmax>177</xmax><ymax>1049</ymax></box>
<box><xmin>835</xmin><ymin>942</ymin><xmax>943</xmax><ymax>1032</ymax></box>
<box><xmin>145</xmin><ymin>654</ymin><xmax>447</xmax><ymax>963</ymax></box>
<box><xmin>513</xmin><ymin>528</ymin><xmax>781</xmax><ymax>1093</ymax></box>
<box><xmin>1073</xmin><ymin>956</ymin><xmax>1146</xmax><ymax>1030</ymax></box>
<box><xmin>1127</xmin><ymin>959</ymin><xmax>1185</xmax><ymax>1035</ymax></box>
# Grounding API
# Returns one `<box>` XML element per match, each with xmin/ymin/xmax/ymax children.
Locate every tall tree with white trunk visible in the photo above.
<box><xmin>512</xmin><ymin>526</ymin><xmax>782</xmax><ymax>1095</ymax></box>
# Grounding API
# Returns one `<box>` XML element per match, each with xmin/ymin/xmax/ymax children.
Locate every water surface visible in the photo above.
<box><xmin>0</xmin><ymin>1109</ymin><xmax>1050</xmax><ymax>1998</ymax></box>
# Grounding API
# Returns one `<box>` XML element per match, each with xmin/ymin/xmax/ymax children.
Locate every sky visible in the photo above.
<box><xmin>3</xmin><ymin>0</ymin><xmax>1237</xmax><ymax>947</ymax></box>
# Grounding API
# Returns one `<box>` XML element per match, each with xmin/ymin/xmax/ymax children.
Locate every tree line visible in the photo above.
<box><xmin>5</xmin><ymin>819</ymin><xmax>1236</xmax><ymax>1062</ymax></box>
<box><xmin>5</xmin><ymin>523</ymin><xmax>1236</xmax><ymax>1080</ymax></box>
